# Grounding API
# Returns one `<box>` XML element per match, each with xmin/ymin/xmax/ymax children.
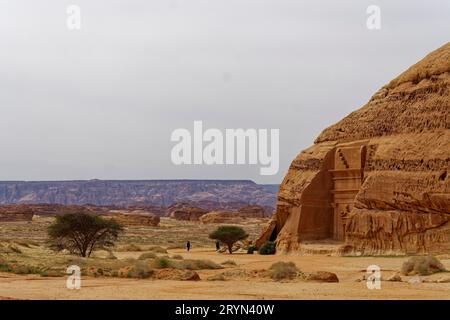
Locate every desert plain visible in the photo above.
<box><xmin>1</xmin><ymin>217</ymin><xmax>449</xmax><ymax>300</ymax></box>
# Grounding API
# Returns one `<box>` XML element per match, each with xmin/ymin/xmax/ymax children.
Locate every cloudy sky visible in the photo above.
<box><xmin>0</xmin><ymin>0</ymin><xmax>449</xmax><ymax>183</ymax></box>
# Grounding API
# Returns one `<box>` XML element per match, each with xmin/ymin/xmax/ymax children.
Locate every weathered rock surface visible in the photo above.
<box><xmin>105</xmin><ymin>211</ymin><xmax>160</xmax><ymax>226</ymax></box>
<box><xmin>0</xmin><ymin>180</ymin><xmax>277</xmax><ymax>208</ymax></box>
<box><xmin>200</xmin><ymin>205</ymin><xmax>269</xmax><ymax>224</ymax></box>
<box><xmin>0</xmin><ymin>205</ymin><xmax>35</xmax><ymax>222</ymax></box>
<box><xmin>257</xmin><ymin>42</ymin><xmax>450</xmax><ymax>255</ymax></box>
<box><xmin>305</xmin><ymin>271</ymin><xmax>339</xmax><ymax>283</ymax></box>
<box><xmin>166</xmin><ymin>203</ymin><xmax>208</xmax><ymax>221</ymax></box>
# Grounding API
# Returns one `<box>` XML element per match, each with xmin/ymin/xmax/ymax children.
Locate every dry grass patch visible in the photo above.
<box><xmin>268</xmin><ymin>261</ymin><xmax>299</xmax><ymax>281</ymax></box>
<box><xmin>401</xmin><ymin>256</ymin><xmax>446</xmax><ymax>276</ymax></box>
<box><xmin>138</xmin><ymin>252</ymin><xmax>157</xmax><ymax>260</ymax></box>
<box><xmin>221</xmin><ymin>259</ymin><xmax>237</xmax><ymax>266</ymax></box>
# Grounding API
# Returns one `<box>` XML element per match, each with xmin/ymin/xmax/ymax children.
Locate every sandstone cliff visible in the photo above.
<box><xmin>257</xmin><ymin>42</ymin><xmax>450</xmax><ymax>255</ymax></box>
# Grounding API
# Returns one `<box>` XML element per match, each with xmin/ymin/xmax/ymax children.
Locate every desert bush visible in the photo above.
<box><xmin>247</xmin><ymin>245</ymin><xmax>257</xmax><ymax>254</ymax></box>
<box><xmin>259</xmin><ymin>241</ymin><xmax>276</xmax><ymax>255</ymax></box>
<box><xmin>269</xmin><ymin>261</ymin><xmax>299</xmax><ymax>281</ymax></box>
<box><xmin>123</xmin><ymin>257</ymin><xmax>136</xmax><ymax>264</ymax></box>
<box><xmin>117</xmin><ymin>244</ymin><xmax>142</xmax><ymax>252</ymax></box>
<box><xmin>138</xmin><ymin>252</ymin><xmax>157</xmax><ymax>260</ymax></box>
<box><xmin>221</xmin><ymin>260</ymin><xmax>237</xmax><ymax>266</ymax></box>
<box><xmin>147</xmin><ymin>245</ymin><xmax>167</xmax><ymax>254</ymax></box>
<box><xmin>128</xmin><ymin>261</ymin><xmax>154</xmax><ymax>279</ymax></box>
<box><xmin>13</xmin><ymin>265</ymin><xmax>45</xmax><ymax>275</ymax></box>
<box><xmin>152</xmin><ymin>257</ymin><xmax>173</xmax><ymax>269</ymax></box>
<box><xmin>401</xmin><ymin>256</ymin><xmax>446</xmax><ymax>276</ymax></box>
<box><xmin>178</xmin><ymin>259</ymin><xmax>223</xmax><ymax>270</ymax></box>
<box><xmin>171</xmin><ymin>254</ymin><xmax>184</xmax><ymax>260</ymax></box>
<box><xmin>0</xmin><ymin>259</ymin><xmax>12</xmax><ymax>272</ymax></box>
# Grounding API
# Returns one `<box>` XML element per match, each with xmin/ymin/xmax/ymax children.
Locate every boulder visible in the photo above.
<box><xmin>305</xmin><ymin>271</ymin><xmax>339</xmax><ymax>283</ymax></box>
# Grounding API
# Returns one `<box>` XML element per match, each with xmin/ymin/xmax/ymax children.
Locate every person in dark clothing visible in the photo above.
<box><xmin>215</xmin><ymin>241</ymin><xmax>220</xmax><ymax>251</ymax></box>
<box><xmin>186</xmin><ymin>241</ymin><xmax>191</xmax><ymax>252</ymax></box>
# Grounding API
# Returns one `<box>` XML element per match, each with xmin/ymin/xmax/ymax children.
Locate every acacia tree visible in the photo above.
<box><xmin>48</xmin><ymin>213</ymin><xmax>123</xmax><ymax>257</ymax></box>
<box><xmin>209</xmin><ymin>226</ymin><xmax>248</xmax><ymax>254</ymax></box>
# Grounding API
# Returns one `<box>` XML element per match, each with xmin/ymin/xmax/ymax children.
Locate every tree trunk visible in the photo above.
<box><xmin>227</xmin><ymin>243</ymin><xmax>233</xmax><ymax>254</ymax></box>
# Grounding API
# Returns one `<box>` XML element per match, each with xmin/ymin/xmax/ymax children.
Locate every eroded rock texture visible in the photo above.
<box><xmin>257</xmin><ymin>42</ymin><xmax>450</xmax><ymax>255</ymax></box>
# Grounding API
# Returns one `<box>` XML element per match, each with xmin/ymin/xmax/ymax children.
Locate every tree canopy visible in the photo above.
<box><xmin>209</xmin><ymin>226</ymin><xmax>248</xmax><ymax>254</ymax></box>
<box><xmin>48</xmin><ymin>213</ymin><xmax>123</xmax><ymax>257</ymax></box>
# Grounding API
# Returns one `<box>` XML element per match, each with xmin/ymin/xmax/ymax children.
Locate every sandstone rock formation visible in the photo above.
<box><xmin>166</xmin><ymin>203</ymin><xmax>208</xmax><ymax>221</ymax></box>
<box><xmin>105</xmin><ymin>211</ymin><xmax>160</xmax><ymax>226</ymax></box>
<box><xmin>200</xmin><ymin>205</ymin><xmax>268</xmax><ymax>224</ymax></box>
<box><xmin>0</xmin><ymin>205</ymin><xmax>35</xmax><ymax>222</ymax></box>
<box><xmin>257</xmin><ymin>42</ymin><xmax>450</xmax><ymax>255</ymax></box>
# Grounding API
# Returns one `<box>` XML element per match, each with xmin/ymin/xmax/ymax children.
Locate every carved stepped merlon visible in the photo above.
<box><xmin>337</xmin><ymin>149</ymin><xmax>349</xmax><ymax>169</ymax></box>
<box><xmin>330</xmin><ymin>145</ymin><xmax>366</xmax><ymax>241</ymax></box>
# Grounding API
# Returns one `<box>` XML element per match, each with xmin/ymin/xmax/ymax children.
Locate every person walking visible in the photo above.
<box><xmin>186</xmin><ymin>241</ymin><xmax>191</xmax><ymax>252</ymax></box>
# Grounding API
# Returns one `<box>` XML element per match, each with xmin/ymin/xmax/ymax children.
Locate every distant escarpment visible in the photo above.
<box><xmin>0</xmin><ymin>180</ymin><xmax>277</xmax><ymax>208</ymax></box>
<box><xmin>257</xmin><ymin>42</ymin><xmax>450</xmax><ymax>255</ymax></box>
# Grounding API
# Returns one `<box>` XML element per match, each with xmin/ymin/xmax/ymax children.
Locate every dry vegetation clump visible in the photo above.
<box><xmin>146</xmin><ymin>245</ymin><xmax>167</xmax><ymax>254</ymax></box>
<box><xmin>170</xmin><ymin>254</ymin><xmax>184</xmax><ymax>260</ymax></box>
<box><xmin>116</xmin><ymin>244</ymin><xmax>142</xmax><ymax>252</ymax></box>
<box><xmin>150</xmin><ymin>257</ymin><xmax>223</xmax><ymax>270</ymax></box>
<box><xmin>138</xmin><ymin>252</ymin><xmax>157</xmax><ymax>260</ymax></box>
<box><xmin>268</xmin><ymin>261</ymin><xmax>299</xmax><ymax>281</ymax></box>
<box><xmin>401</xmin><ymin>256</ymin><xmax>446</xmax><ymax>276</ymax></box>
<box><xmin>177</xmin><ymin>259</ymin><xmax>223</xmax><ymax>270</ymax></box>
<box><xmin>221</xmin><ymin>260</ymin><xmax>237</xmax><ymax>266</ymax></box>
<box><xmin>126</xmin><ymin>261</ymin><xmax>154</xmax><ymax>279</ymax></box>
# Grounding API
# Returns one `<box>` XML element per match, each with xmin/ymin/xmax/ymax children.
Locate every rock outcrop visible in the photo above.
<box><xmin>200</xmin><ymin>205</ymin><xmax>268</xmax><ymax>224</ymax></box>
<box><xmin>0</xmin><ymin>205</ymin><xmax>35</xmax><ymax>222</ymax></box>
<box><xmin>105</xmin><ymin>211</ymin><xmax>160</xmax><ymax>226</ymax></box>
<box><xmin>257</xmin><ymin>42</ymin><xmax>450</xmax><ymax>255</ymax></box>
<box><xmin>166</xmin><ymin>203</ymin><xmax>209</xmax><ymax>221</ymax></box>
<box><xmin>0</xmin><ymin>180</ymin><xmax>277</xmax><ymax>208</ymax></box>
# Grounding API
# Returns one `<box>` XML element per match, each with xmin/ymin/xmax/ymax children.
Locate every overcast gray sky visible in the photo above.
<box><xmin>0</xmin><ymin>0</ymin><xmax>449</xmax><ymax>183</ymax></box>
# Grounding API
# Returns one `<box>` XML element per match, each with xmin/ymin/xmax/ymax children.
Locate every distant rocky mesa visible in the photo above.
<box><xmin>0</xmin><ymin>180</ymin><xmax>278</xmax><ymax>208</ymax></box>
<box><xmin>258</xmin><ymin>42</ymin><xmax>450</xmax><ymax>255</ymax></box>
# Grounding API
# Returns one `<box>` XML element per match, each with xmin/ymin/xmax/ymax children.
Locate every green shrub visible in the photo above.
<box><xmin>153</xmin><ymin>257</ymin><xmax>172</xmax><ymax>269</ymax></box>
<box><xmin>401</xmin><ymin>256</ymin><xmax>446</xmax><ymax>276</ymax></box>
<box><xmin>269</xmin><ymin>261</ymin><xmax>298</xmax><ymax>281</ymax></box>
<box><xmin>259</xmin><ymin>241</ymin><xmax>276</xmax><ymax>255</ymax></box>
<box><xmin>0</xmin><ymin>261</ymin><xmax>12</xmax><ymax>272</ymax></box>
<box><xmin>247</xmin><ymin>245</ymin><xmax>257</xmax><ymax>254</ymax></box>
<box><xmin>14</xmin><ymin>265</ymin><xmax>45</xmax><ymax>275</ymax></box>
<box><xmin>138</xmin><ymin>252</ymin><xmax>157</xmax><ymax>260</ymax></box>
